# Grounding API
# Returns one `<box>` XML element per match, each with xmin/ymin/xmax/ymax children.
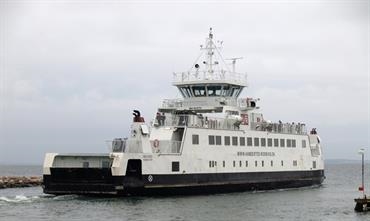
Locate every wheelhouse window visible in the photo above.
<box><xmin>179</xmin><ymin>86</ymin><xmax>193</xmax><ymax>98</ymax></box>
<box><xmin>274</xmin><ymin>138</ymin><xmax>279</xmax><ymax>147</ymax></box>
<box><xmin>221</xmin><ymin>85</ymin><xmax>230</xmax><ymax>96</ymax></box>
<box><xmin>192</xmin><ymin>86</ymin><xmax>206</xmax><ymax>97</ymax></box>
<box><xmin>207</xmin><ymin>85</ymin><xmax>222</xmax><ymax>96</ymax></box>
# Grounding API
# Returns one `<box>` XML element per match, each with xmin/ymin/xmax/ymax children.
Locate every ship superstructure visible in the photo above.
<box><xmin>42</xmin><ymin>29</ymin><xmax>325</xmax><ymax>196</ymax></box>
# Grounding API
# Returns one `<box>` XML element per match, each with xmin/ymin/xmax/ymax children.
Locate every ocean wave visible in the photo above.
<box><xmin>0</xmin><ymin>195</ymin><xmax>40</xmax><ymax>203</ymax></box>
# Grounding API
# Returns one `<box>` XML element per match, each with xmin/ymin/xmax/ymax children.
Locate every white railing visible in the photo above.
<box><xmin>173</xmin><ymin>71</ymin><xmax>247</xmax><ymax>85</ymax></box>
<box><xmin>162</xmin><ymin>99</ymin><xmax>183</xmax><ymax>109</ymax></box>
<box><xmin>108</xmin><ymin>139</ymin><xmax>143</xmax><ymax>153</ymax></box>
<box><xmin>156</xmin><ymin>114</ymin><xmax>240</xmax><ymax>131</ymax></box>
<box><xmin>250</xmin><ymin>122</ymin><xmax>307</xmax><ymax>135</ymax></box>
<box><xmin>151</xmin><ymin>140</ymin><xmax>182</xmax><ymax>154</ymax></box>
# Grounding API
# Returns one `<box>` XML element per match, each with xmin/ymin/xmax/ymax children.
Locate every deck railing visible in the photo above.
<box><xmin>156</xmin><ymin>114</ymin><xmax>240</xmax><ymax>131</ymax></box>
<box><xmin>250</xmin><ymin>122</ymin><xmax>307</xmax><ymax>135</ymax></box>
<box><xmin>109</xmin><ymin>139</ymin><xmax>143</xmax><ymax>153</ymax></box>
<box><xmin>173</xmin><ymin>71</ymin><xmax>247</xmax><ymax>86</ymax></box>
<box><xmin>151</xmin><ymin>140</ymin><xmax>182</xmax><ymax>154</ymax></box>
<box><xmin>155</xmin><ymin>114</ymin><xmax>307</xmax><ymax>135</ymax></box>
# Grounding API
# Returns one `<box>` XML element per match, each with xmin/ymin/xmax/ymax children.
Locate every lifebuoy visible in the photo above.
<box><xmin>153</xmin><ymin>139</ymin><xmax>159</xmax><ymax>148</ymax></box>
<box><xmin>241</xmin><ymin>114</ymin><xmax>248</xmax><ymax>125</ymax></box>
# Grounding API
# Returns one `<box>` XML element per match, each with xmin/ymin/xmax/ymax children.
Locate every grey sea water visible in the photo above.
<box><xmin>0</xmin><ymin>163</ymin><xmax>369</xmax><ymax>221</ymax></box>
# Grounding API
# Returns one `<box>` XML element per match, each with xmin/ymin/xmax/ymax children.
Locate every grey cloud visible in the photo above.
<box><xmin>0</xmin><ymin>1</ymin><xmax>368</xmax><ymax>164</ymax></box>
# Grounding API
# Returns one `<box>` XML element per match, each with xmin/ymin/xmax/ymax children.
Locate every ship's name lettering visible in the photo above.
<box><xmin>237</xmin><ymin>151</ymin><xmax>275</xmax><ymax>157</ymax></box>
<box><xmin>189</xmin><ymin>107</ymin><xmax>202</xmax><ymax>110</ymax></box>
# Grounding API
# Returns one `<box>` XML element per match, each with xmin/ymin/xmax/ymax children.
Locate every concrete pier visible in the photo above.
<box><xmin>354</xmin><ymin>197</ymin><xmax>370</xmax><ymax>212</ymax></box>
<box><xmin>0</xmin><ymin>176</ymin><xmax>42</xmax><ymax>189</ymax></box>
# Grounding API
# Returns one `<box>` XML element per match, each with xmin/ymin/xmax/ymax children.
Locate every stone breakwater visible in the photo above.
<box><xmin>0</xmin><ymin>176</ymin><xmax>42</xmax><ymax>189</ymax></box>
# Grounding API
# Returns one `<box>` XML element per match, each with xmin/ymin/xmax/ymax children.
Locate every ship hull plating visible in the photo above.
<box><xmin>43</xmin><ymin>169</ymin><xmax>325</xmax><ymax>196</ymax></box>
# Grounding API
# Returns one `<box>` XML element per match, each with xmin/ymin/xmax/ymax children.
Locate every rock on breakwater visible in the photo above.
<box><xmin>0</xmin><ymin>176</ymin><xmax>42</xmax><ymax>189</ymax></box>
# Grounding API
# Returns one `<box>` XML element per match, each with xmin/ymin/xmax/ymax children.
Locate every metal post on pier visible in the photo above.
<box><xmin>355</xmin><ymin>148</ymin><xmax>368</xmax><ymax>212</ymax></box>
<box><xmin>359</xmin><ymin>148</ymin><xmax>365</xmax><ymax>197</ymax></box>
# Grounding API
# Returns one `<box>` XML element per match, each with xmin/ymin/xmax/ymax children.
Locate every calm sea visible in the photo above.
<box><xmin>0</xmin><ymin>163</ymin><xmax>369</xmax><ymax>221</ymax></box>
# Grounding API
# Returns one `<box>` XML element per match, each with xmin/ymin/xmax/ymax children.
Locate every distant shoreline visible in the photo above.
<box><xmin>0</xmin><ymin>176</ymin><xmax>42</xmax><ymax>189</ymax></box>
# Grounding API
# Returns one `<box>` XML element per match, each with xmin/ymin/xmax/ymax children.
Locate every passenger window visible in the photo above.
<box><xmin>274</xmin><ymin>138</ymin><xmax>279</xmax><ymax>147</ymax></box>
<box><xmin>293</xmin><ymin>160</ymin><xmax>297</xmax><ymax>167</ymax></box>
<box><xmin>172</xmin><ymin>161</ymin><xmax>180</xmax><ymax>172</ymax></box>
<box><xmin>247</xmin><ymin>137</ymin><xmax>253</xmax><ymax>146</ymax></box>
<box><xmin>292</xmin><ymin>139</ymin><xmax>296</xmax><ymax>148</ymax></box>
<box><xmin>232</xmin><ymin>136</ymin><xmax>238</xmax><ymax>146</ymax></box>
<box><xmin>225</xmin><ymin>136</ymin><xmax>231</xmax><ymax>146</ymax></box>
<box><xmin>280</xmin><ymin>139</ymin><xmax>285</xmax><ymax>147</ymax></box>
<box><xmin>240</xmin><ymin>137</ymin><xmax>245</xmax><ymax>146</ymax></box>
<box><xmin>192</xmin><ymin>134</ymin><xmax>199</xmax><ymax>145</ymax></box>
<box><xmin>209</xmin><ymin>135</ymin><xmax>215</xmax><ymax>145</ymax></box>
<box><xmin>216</xmin><ymin>136</ymin><xmax>222</xmax><ymax>145</ymax></box>
<box><xmin>302</xmin><ymin>140</ymin><xmax>307</xmax><ymax>148</ymax></box>
<box><xmin>261</xmin><ymin>138</ymin><xmax>266</xmax><ymax>147</ymax></box>
<box><xmin>267</xmin><ymin>138</ymin><xmax>273</xmax><ymax>147</ymax></box>
<box><xmin>287</xmin><ymin>139</ymin><xmax>291</xmax><ymax>148</ymax></box>
<box><xmin>254</xmin><ymin>138</ymin><xmax>259</xmax><ymax>146</ymax></box>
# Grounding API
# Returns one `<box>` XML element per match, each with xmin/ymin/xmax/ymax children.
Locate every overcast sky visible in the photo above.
<box><xmin>0</xmin><ymin>0</ymin><xmax>369</xmax><ymax>164</ymax></box>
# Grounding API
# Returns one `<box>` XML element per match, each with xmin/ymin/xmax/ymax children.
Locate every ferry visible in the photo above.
<box><xmin>42</xmin><ymin>29</ymin><xmax>325</xmax><ymax>196</ymax></box>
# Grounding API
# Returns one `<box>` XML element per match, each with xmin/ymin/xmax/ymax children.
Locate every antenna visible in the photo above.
<box><xmin>226</xmin><ymin>57</ymin><xmax>243</xmax><ymax>72</ymax></box>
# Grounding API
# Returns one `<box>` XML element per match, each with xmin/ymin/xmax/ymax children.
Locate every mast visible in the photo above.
<box><xmin>202</xmin><ymin>27</ymin><xmax>218</xmax><ymax>77</ymax></box>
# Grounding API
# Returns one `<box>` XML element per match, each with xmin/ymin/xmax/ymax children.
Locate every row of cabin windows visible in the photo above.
<box><xmin>175</xmin><ymin>160</ymin><xmax>317</xmax><ymax>172</ymax></box>
<box><xmin>202</xmin><ymin>135</ymin><xmax>306</xmax><ymax>148</ymax></box>
<box><xmin>208</xmin><ymin>160</ymin><xmax>315</xmax><ymax>168</ymax></box>
<box><xmin>179</xmin><ymin>85</ymin><xmax>242</xmax><ymax>98</ymax></box>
